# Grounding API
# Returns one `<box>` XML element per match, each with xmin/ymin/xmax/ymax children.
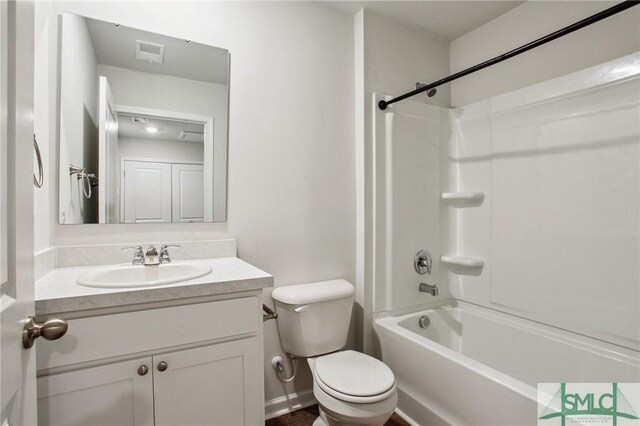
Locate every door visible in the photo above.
<box><xmin>153</xmin><ymin>339</ymin><xmax>263</xmax><ymax>426</ymax></box>
<box><xmin>98</xmin><ymin>76</ymin><xmax>119</xmax><ymax>224</ymax></box>
<box><xmin>37</xmin><ymin>357</ymin><xmax>154</xmax><ymax>426</ymax></box>
<box><xmin>123</xmin><ymin>161</ymin><xmax>171</xmax><ymax>223</ymax></box>
<box><xmin>171</xmin><ymin>163</ymin><xmax>204</xmax><ymax>223</ymax></box>
<box><xmin>0</xmin><ymin>1</ymin><xmax>37</xmax><ymax>425</ymax></box>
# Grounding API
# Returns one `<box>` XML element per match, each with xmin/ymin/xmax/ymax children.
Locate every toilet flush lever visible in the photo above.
<box><xmin>294</xmin><ymin>305</ymin><xmax>309</xmax><ymax>313</ymax></box>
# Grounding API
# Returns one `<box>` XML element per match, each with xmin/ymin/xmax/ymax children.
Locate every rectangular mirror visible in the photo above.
<box><xmin>58</xmin><ymin>13</ymin><xmax>229</xmax><ymax>224</ymax></box>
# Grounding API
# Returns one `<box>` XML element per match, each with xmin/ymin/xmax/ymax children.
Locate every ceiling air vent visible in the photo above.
<box><xmin>179</xmin><ymin>131</ymin><xmax>204</xmax><ymax>143</ymax></box>
<box><xmin>135</xmin><ymin>40</ymin><xmax>165</xmax><ymax>64</ymax></box>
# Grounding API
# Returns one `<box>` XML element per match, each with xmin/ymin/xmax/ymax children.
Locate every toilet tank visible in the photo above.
<box><xmin>271</xmin><ymin>279</ymin><xmax>355</xmax><ymax>357</ymax></box>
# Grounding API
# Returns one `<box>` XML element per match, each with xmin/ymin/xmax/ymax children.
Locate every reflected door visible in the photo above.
<box><xmin>98</xmin><ymin>76</ymin><xmax>119</xmax><ymax>224</ymax></box>
<box><xmin>171</xmin><ymin>163</ymin><xmax>204</xmax><ymax>223</ymax></box>
<box><xmin>123</xmin><ymin>161</ymin><xmax>172</xmax><ymax>223</ymax></box>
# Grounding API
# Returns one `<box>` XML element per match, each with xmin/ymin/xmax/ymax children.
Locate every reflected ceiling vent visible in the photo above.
<box><xmin>131</xmin><ymin>116</ymin><xmax>148</xmax><ymax>124</ymax></box>
<box><xmin>179</xmin><ymin>131</ymin><xmax>204</xmax><ymax>143</ymax></box>
<box><xmin>136</xmin><ymin>40</ymin><xmax>165</xmax><ymax>64</ymax></box>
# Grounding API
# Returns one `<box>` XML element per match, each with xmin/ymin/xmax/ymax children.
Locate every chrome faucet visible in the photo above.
<box><xmin>159</xmin><ymin>244</ymin><xmax>181</xmax><ymax>264</ymax></box>
<box><xmin>122</xmin><ymin>245</ymin><xmax>145</xmax><ymax>265</ymax></box>
<box><xmin>122</xmin><ymin>244</ymin><xmax>181</xmax><ymax>265</ymax></box>
<box><xmin>144</xmin><ymin>245</ymin><xmax>160</xmax><ymax>265</ymax></box>
<box><xmin>419</xmin><ymin>282</ymin><xmax>438</xmax><ymax>296</ymax></box>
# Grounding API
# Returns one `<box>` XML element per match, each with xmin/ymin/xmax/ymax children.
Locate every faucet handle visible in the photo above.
<box><xmin>159</xmin><ymin>244</ymin><xmax>181</xmax><ymax>263</ymax></box>
<box><xmin>122</xmin><ymin>245</ymin><xmax>144</xmax><ymax>264</ymax></box>
<box><xmin>414</xmin><ymin>250</ymin><xmax>433</xmax><ymax>275</ymax></box>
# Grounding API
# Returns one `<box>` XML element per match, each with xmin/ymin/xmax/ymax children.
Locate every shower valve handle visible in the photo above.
<box><xmin>415</xmin><ymin>250</ymin><xmax>432</xmax><ymax>275</ymax></box>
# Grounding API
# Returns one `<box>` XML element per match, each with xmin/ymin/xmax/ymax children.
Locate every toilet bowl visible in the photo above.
<box><xmin>271</xmin><ymin>280</ymin><xmax>398</xmax><ymax>426</ymax></box>
<box><xmin>308</xmin><ymin>351</ymin><xmax>398</xmax><ymax>426</ymax></box>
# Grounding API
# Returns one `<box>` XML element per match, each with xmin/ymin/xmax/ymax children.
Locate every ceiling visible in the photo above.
<box><xmin>325</xmin><ymin>1</ymin><xmax>524</xmax><ymax>40</ymax></box>
<box><xmin>86</xmin><ymin>17</ymin><xmax>229</xmax><ymax>85</ymax></box>
<box><xmin>118</xmin><ymin>113</ymin><xmax>205</xmax><ymax>143</ymax></box>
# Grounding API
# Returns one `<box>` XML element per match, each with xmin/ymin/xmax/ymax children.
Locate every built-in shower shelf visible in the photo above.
<box><xmin>441</xmin><ymin>255</ymin><xmax>485</xmax><ymax>269</ymax></box>
<box><xmin>441</xmin><ymin>192</ymin><xmax>485</xmax><ymax>207</ymax></box>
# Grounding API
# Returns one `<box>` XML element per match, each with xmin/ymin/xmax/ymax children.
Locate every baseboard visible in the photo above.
<box><xmin>394</xmin><ymin>407</ymin><xmax>421</xmax><ymax>426</ymax></box>
<box><xmin>264</xmin><ymin>389</ymin><xmax>317</xmax><ymax>420</ymax></box>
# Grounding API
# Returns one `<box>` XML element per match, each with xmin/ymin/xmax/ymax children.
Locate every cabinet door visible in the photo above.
<box><xmin>153</xmin><ymin>338</ymin><xmax>263</xmax><ymax>426</ymax></box>
<box><xmin>37</xmin><ymin>357</ymin><xmax>154</xmax><ymax>426</ymax></box>
<box><xmin>171</xmin><ymin>163</ymin><xmax>204</xmax><ymax>223</ymax></box>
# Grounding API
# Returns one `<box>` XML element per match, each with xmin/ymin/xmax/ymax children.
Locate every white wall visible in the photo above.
<box><xmin>362</xmin><ymin>10</ymin><xmax>451</xmax><ymax>108</ymax></box>
<box><xmin>97</xmin><ymin>64</ymin><xmax>228</xmax><ymax>117</ymax></box>
<box><xmin>450</xmin><ymin>1</ymin><xmax>640</xmax><ymax>106</ymax></box>
<box><xmin>57</xmin><ymin>12</ymin><xmax>99</xmax><ymax>224</ymax></box>
<box><xmin>355</xmin><ymin>9</ymin><xmax>450</xmax><ymax>352</ymax></box>
<box><xmin>119</xmin><ymin>138</ymin><xmax>203</xmax><ymax>164</ymax></box>
<box><xmin>34</xmin><ymin>0</ymin><xmax>355</xmax><ymax>407</ymax></box>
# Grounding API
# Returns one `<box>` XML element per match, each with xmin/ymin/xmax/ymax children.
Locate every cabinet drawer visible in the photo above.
<box><xmin>37</xmin><ymin>296</ymin><xmax>259</xmax><ymax>371</ymax></box>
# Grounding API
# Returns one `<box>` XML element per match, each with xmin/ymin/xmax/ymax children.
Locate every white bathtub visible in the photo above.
<box><xmin>373</xmin><ymin>301</ymin><xmax>640</xmax><ymax>426</ymax></box>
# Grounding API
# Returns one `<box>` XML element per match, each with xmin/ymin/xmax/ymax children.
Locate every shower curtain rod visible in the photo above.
<box><xmin>378</xmin><ymin>0</ymin><xmax>640</xmax><ymax>110</ymax></box>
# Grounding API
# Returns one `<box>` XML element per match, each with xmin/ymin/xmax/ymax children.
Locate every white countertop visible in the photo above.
<box><xmin>36</xmin><ymin>257</ymin><xmax>273</xmax><ymax>316</ymax></box>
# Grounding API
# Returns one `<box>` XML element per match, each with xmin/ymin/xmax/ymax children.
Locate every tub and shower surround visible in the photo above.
<box><xmin>372</xmin><ymin>53</ymin><xmax>640</xmax><ymax>425</ymax></box>
<box><xmin>372</xmin><ymin>98</ymin><xmax>452</xmax><ymax>314</ymax></box>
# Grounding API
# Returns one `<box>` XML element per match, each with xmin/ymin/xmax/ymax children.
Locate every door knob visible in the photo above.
<box><xmin>157</xmin><ymin>361</ymin><xmax>168</xmax><ymax>372</ymax></box>
<box><xmin>22</xmin><ymin>317</ymin><xmax>68</xmax><ymax>349</ymax></box>
<box><xmin>138</xmin><ymin>365</ymin><xmax>149</xmax><ymax>376</ymax></box>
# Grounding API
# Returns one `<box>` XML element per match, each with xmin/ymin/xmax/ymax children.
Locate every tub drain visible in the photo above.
<box><xmin>418</xmin><ymin>315</ymin><xmax>430</xmax><ymax>329</ymax></box>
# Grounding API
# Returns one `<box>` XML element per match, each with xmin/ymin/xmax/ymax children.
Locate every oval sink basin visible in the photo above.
<box><xmin>76</xmin><ymin>261</ymin><xmax>212</xmax><ymax>288</ymax></box>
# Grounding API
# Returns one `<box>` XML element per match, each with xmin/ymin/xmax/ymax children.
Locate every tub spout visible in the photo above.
<box><xmin>419</xmin><ymin>282</ymin><xmax>438</xmax><ymax>296</ymax></box>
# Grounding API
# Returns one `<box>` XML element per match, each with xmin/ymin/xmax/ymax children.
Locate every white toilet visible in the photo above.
<box><xmin>272</xmin><ymin>279</ymin><xmax>398</xmax><ymax>426</ymax></box>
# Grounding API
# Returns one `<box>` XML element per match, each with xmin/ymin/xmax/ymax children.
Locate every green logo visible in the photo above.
<box><xmin>539</xmin><ymin>383</ymin><xmax>639</xmax><ymax>426</ymax></box>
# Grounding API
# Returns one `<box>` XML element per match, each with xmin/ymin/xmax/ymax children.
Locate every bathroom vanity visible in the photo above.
<box><xmin>34</xmin><ymin>256</ymin><xmax>272</xmax><ymax>426</ymax></box>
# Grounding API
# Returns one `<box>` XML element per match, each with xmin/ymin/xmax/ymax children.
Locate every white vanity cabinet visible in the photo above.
<box><xmin>36</xmin><ymin>294</ymin><xmax>265</xmax><ymax>426</ymax></box>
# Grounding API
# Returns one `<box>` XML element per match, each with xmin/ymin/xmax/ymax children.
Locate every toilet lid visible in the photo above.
<box><xmin>313</xmin><ymin>350</ymin><xmax>395</xmax><ymax>398</ymax></box>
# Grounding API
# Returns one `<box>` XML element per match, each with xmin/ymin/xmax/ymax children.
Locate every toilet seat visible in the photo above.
<box><xmin>312</xmin><ymin>374</ymin><xmax>398</xmax><ymax>426</ymax></box>
<box><xmin>313</xmin><ymin>350</ymin><xmax>396</xmax><ymax>404</ymax></box>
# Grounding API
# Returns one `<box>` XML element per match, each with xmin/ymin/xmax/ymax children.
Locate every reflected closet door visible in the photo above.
<box><xmin>171</xmin><ymin>163</ymin><xmax>204</xmax><ymax>223</ymax></box>
<box><xmin>122</xmin><ymin>160</ymin><xmax>171</xmax><ymax>224</ymax></box>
